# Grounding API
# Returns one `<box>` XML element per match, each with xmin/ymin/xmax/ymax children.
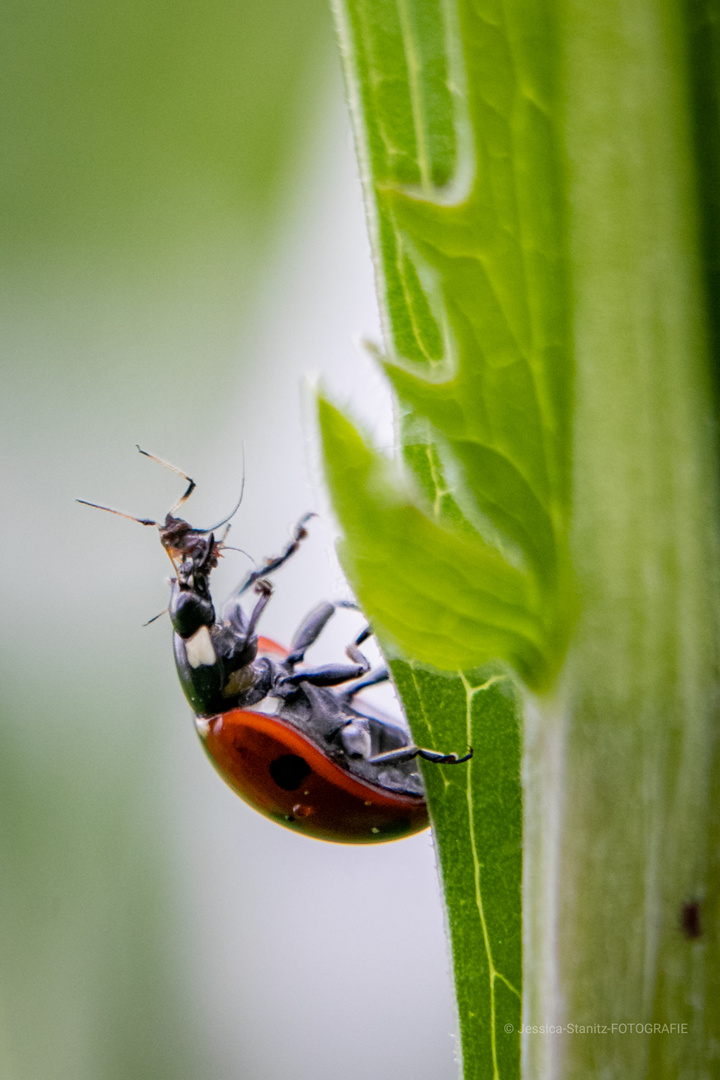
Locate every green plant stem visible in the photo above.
<box><xmin>523</xmin><ymin>0</ymin><xmax>720</xmax><ymax>1073</ymax></box>
<box><xmin>327</xmin><ymin>0</ymin><xmax>720</xmax><ymax>1073</ymax></box>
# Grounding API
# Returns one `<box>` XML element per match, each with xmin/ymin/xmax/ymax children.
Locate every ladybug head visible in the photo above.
<box><xmin>77</xmin><ymin>446</ymin><xmax>243</xmax><ymax>572</ymax></box>
<box><xmin>159</xmin><ymin>516</ymin><xmax>222</xmax><ymax>571</ymax></box>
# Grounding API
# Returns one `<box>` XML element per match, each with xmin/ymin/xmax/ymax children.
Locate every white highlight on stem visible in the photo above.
<box><xmin>522</xmin><ymin>692</ymin><xmax>566</xmax><ymax>1080</ymax></box>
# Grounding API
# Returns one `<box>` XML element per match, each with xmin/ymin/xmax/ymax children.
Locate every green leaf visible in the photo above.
<box><xmin>318</xmin><ymin>399</ymin><xmax>527</xmax><ymax>1080</ymax></box>
<box><xmin>391</xmin><ymin>661</ymin><xmax>522</xmax><ymax>1080</ymax></box>
<box><xmin>319</xmin><ymin>398</ymin><xmax>549</xmax><ymax>682</ymax></box>
<box><xmin>324</xmin><ymin>3</ymin><xmax>571</xmax><ymax>1078</ymax></box>
<box><xmin>330</xmin><ymin>0</ymin><xmax>573</xmax><ymax>685</ymax></box>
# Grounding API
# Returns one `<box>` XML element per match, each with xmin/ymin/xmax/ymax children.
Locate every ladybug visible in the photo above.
<box><xmin>79</xmin><ymin>449</ymin><xmax>472</xmax><ymax>844</ymax></box>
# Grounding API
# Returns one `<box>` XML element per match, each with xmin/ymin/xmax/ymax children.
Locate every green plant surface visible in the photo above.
<box><xmin>322</xmin><ymin>0</ymin><xmax>720</xmax><ymax>1077</ymax></box>
<box><xmin>329</xmin><ymin>0</ymin><xmax>572</xmax><ymax>688</ymax></box>
<box><xmin>391</xmin><ymin>661</ymin><xmax>522</xmax><ymax>1080</ymax></box>
<box><xmin>323</xmin><ymin>0</ymin><xmax>569</xmax><ymax>1074</ymax></box>
<box><xmin>318</xmin><ymin>402</ymin><xmax>550</xmax><ymax>681</ymax></box>
<box><xmin>321</xmin><ymin>396</ymin><xmax>525</xmax><ymax>1076</ymax></box>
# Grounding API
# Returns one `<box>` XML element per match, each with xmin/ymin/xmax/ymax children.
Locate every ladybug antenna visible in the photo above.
<box><xmin>197</xmin><ymin>444</ymin><xmax>245</xmax><ymax>533</ymax></box>
<box><xmin>198</xmin><ymin>480</ymin><xmax>244</xmax><ymax>533</ymax></box>
<box><xmin>136</xmin><ymin>446</ymin><xmax>196</xmax><ymax>514</ymax></box>
<box><xmin>76</xmin><ymin>499</ymin><xmax>157</xmax><ymax>527</ymax></box>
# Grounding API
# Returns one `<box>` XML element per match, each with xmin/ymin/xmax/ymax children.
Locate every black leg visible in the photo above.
<box><xmin>285</xmin><ymin>601</ymin><xmax>336</xmax><ymax>666</ymax></box>
<box><xmin>280</xmin><ymin>643</ymin><xmax>371</xmax><ymax>689</ymax></box>
<box><xmin>223</xmin><ymin>578</ymin><xmax>272</xmax><ymax>647</ymax></box>
<box><xmin>367</xmin><ymin>745</ymin><xmax>473</xmax><ymax>766</ymax></box>
<box><xmin>243</xmin><ymin>580</ymin><xmax>273</xmax><ymax>641</ymax></box>
<box><xmin>237</xmin><ymin>513</ymin><xmax>315</xmax><ymax>596</ymax></box>
<box><xmin>285</xmin><ymin>601</ymin><xmax>375</xmax><ymax>669</ymax></box>
<box><xmin>340</xmin><ymin>667</ymin><xmax>390</xmax><ymax>701</ymax></box>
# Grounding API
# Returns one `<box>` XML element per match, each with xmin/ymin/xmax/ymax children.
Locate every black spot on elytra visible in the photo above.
<box><xmin>269</xmin><ymin>754</ymin><xmax>311</xmax><ymax>791</ymax></box>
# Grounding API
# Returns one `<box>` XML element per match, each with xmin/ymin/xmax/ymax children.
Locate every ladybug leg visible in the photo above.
<box><xmin>417</xmin><ymin>746</ymin><xmax>473</xmax><ymax>765</ymax></box>
<box><xmin>367</xmin><ymin>745</ymin><xmax>474</xmax><ymax>766</ymax></box>
<box><xmin>280</xmin><ymin>642</ymin><xmax>371</xmax><ymax>689</ymax></box>
<box><xmin>284</xmin><ymin>602</ymin><xmax>374</xmax><ymax>669</ymax></box>
<box><xmin>237</xmin><ymin>513</ymin><xmax>315</xmax><ymax>596</ymax></box>
<box><xmin>353</xmin><ymin>624</ymin><xmax>372</xmax><ymax>647</ymax></box>
<box><xmin>223</xmin><ymin>576</ymin><xmax>273</xmax><ymax>638</ymax></box>
<box><xmin>285</xmin><ymin>601</ymin><xmax>336</xmax><ymax>666</ymax></box>
<box><xmin>242</xmin><ymin>580</ymin><xmax>273</xmax><ymax>641</ymax></box>
<box><xmin>339</xmin><ymin>667</ymin><xmax>390</xmax><ymax>701</ymax></box>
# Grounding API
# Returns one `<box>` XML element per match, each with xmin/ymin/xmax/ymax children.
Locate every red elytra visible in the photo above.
<box><xmin>256</xmin><ymin>636</ymin><xmax>289</xmax><ymax>661</ymax></box>
<box><xmin>196</xmin><ymin>708</ymin><xmax>429</xmax><ymax>844</ymax></box>
<box><xmin>196</xmin><ymin>637</ymin><xmax>428</xmax><ymax>844</ymax></box>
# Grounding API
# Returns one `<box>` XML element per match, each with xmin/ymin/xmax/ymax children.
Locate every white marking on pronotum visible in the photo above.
<box><xmin>195</xmin><ymin>716</ymin><xmax>210</xmax><ymax>740</ymax></box>
<box><xmin>254</xmin><ymin>695</ymin><xmax>281</xmax><ymax>716</ymax></box>
<box><xmin>185</xmin><ymin>625</ymin><xmax>216</xmax><ymax>668</ymax></box>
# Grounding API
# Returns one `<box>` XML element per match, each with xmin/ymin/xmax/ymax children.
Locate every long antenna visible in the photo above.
<box><xmin>75</xmin><ymin>499</ymin><xmax>157</xmax><ymax>526</ymax></box>
<box><xmin>79</xmin><ymin>445</ymin><xmax>246</xmax><ymax>534</ymax></box>
<box><xmin>136</xmin><ymin>446</ymin><xmax>196</xmax><ymax>513</ymax></box>
<box><xmin>197</xmin><ymin>442</ymin><xmax>245</xmax><ymax>533</ymax></box>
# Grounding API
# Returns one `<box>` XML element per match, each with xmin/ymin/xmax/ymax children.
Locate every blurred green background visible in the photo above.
<box><xmin>0</xmin><ymin>2</ymin><xmax>461</xmax><ymax>1079</ymax></box>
